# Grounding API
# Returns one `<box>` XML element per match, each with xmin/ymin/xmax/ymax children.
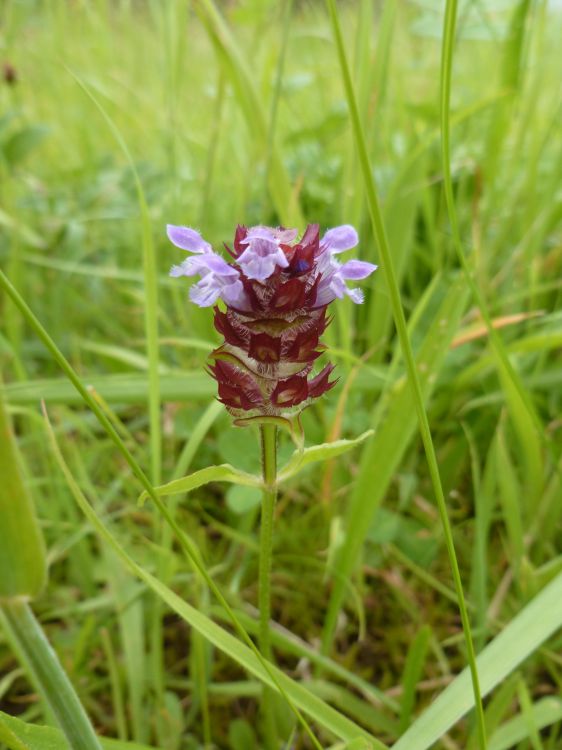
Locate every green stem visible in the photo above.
<box><xmin>259</xmin><ymin>424</ymin><xmax>278</xmax><ymax>747</ymax></box>
<box><xmin>0</xmin><ymin>598</ymin><xmax>102</xmax><ymax>750</ymax></box>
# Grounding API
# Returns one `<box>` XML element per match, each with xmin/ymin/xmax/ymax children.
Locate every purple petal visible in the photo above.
<box><xmin>346</xmin><ymin>288</ymin><xmax>365</xmax><ymax>304</ymax></box>
<box><xmin>314</xmin><ymin>271</ymin><xmax>343</xmax><ymax>306</ymax></box>
<box><xmin>169</xmin><ymin>260</ymin><xmax>191</xmax><ymax>278</ymax></box>
<box><xmin>314</xmin><ymin>285</ymin><xmax>336</xmax><ymax>306</ymax></box>
<box><xmin>274</xmin><ymin>227</ymin><xmax>299</xmax><ymax>243</ymax></box>
<box><xmin>189</xmin><ymin>278</ymin><xmax>221</xmax><ymax>307</ymax></box>
<box><xmin>321</xmin><ymin>225</ymin><xmax>358</xmax><ymax>253</ymax></box>
<box><xmin>339</xmin><ymin>260</ymin><xmax>378</xmax><ymax>280</ymax></box>
<box><xmin>221</xmin><ymin>279</ymin><xmax>250</xmax><ymax>310</ymax></box>
<box><xmin>242</xmin><ymin>226</ymin><xmax>276</xmax><ymax>243</ymax></box>
<box><xmin>274</xmin><ymin>247</ymin><xmax>289</xmax><ymax>268</ymax></box>
<box><xmin>167</xmin><ymin>225</ymin><xmax>212</xmax><ymax>254</ymax></box>
<box><xmin>198</xmin><ymin>253</ymin><xmax>239</xmax><ymax>276</ymax></box>
<box><xmin>237</xmin><ymin>236</ymin><xmax>289</xmax><ymax>280</ymax></box>
<box><xmin>177</xmin><ymin>253</ymin><xmax>239</xmax><ymax>279</ymax></box>
<box><xmin>237</xmin><ymin>252</ymin><xmax>277</xmax><ymax>281</ymax></box>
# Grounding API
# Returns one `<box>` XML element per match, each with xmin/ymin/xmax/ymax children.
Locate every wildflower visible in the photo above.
<box><xmin>168</xmin><ymin>222</ymin><xmax>377</xmax><ymax>417</ymax></box>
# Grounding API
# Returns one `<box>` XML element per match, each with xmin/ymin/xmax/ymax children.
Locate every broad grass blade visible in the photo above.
<box><xmin>46</xmin><ymin>418</ymin><xmax>389</xmax><ymax>750</ymax></box>
<box><xmin>322</xmin><ymin>275</ymin><xmax>469</xmax><ymax>649</ymax></box>
<box><xmin>393</xmin><ymin>569</ymin><xmax>562</xmax><ymax>750</ymax></box>
<box><xmin>0</xmin><ymin>709</ymin><xmax>155</xmax><ymax>750</ymax></box>
<box><xmin>0</xmin><ymin>391</ymin><xmax>46</xmax><ymax>600</ymax></box>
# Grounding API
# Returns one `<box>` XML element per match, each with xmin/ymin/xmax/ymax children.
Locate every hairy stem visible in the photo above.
<box><xmin>259</xmin><ymin>423</ymin><xmax>278</xmax><ymax>747</ymax></box>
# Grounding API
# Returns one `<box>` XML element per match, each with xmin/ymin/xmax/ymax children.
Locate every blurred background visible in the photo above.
<box><xmin>1</xmin><ymin>1</ymin><xmax>561</xmax><ymax>748</ymax></box>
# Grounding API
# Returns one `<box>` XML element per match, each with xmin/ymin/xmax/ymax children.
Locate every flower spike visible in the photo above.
<box><xmin>168</xmin><ymin>222</ymin><xmax>377</xmax><ymax>418</ymax></box>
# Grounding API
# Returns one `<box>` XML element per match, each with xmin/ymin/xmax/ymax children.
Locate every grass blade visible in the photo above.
<box><xmin>440</xmin><ymin>0</ymin><xmax>544</xmax><ymax>514</ymax></box>
<box><xmin>44</xmin><ymin>412</ymin><xmax>388</xmax><ymax>750</ymax></box>
<box><xmin>393</xmin><ymin>569</ymin><xmax>562</xmax><ymax>750</ymax></box>
<box><xmin>0</xmin><ymin>389</ymin><xmax>46</xmax><ymax>599</ymax></box>
<box><xmin>196</xmin><ymin>0</ymin><xmax>302</xmax><ymax>227</ymax></box>
<box><xmin>0</xmin><ymin>270</ymin><xmax>335</xmax><ymax>749</ymax></box>
<box><xmin>325</xmin><ymin>0</ymin><xmax>486</xmax><ymax>743</ymax></box>
<box><xmin>65</xmin><ymin>68</ymin><xmax>162</xmax><ymax>488</ymax></box>
<box><xmin>322</xmin><ymin>276</ymin><xmax>469</xmax><ymax>650</ymax></box>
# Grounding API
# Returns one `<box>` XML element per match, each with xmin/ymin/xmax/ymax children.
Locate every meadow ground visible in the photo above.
<box><xmin>0</xmin><ymin>1</ymin><xmax>561</xmax><ymax>748</ymax></box>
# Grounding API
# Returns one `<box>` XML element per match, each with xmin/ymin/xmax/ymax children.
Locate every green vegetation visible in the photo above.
<box><xmin>1</xmin><ymin>1</ymin><xmax>561</xmax><ymax>748</ymax></box>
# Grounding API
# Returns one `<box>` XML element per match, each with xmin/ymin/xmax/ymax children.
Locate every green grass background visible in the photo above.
<box><xmin>0</xmin><ymin>0</ymin><xmax>561</xmax><ymax>748</ymax></box>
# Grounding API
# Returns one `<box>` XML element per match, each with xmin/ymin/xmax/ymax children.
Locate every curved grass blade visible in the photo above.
<box><xmin>324</xmin><ymin>0</ymin><xmax>486</xmax><ymax>743</ymax></box>
<box><xmin>196</xmin><ymin>0</ymin><xmax>303</xmax><ymax>227</ymax></box>
<box><xmin>0</xmin><ymin>602</ymin><xmax>104</xmax><ymax>750</ymax></box>
<box><xmin>44</xmin><ymin>412</ymin><xmax>388</xmax><ymax>750</ymax></box>
<box><xmin>440</xmin><ymin>0</ymin><xmax>544</xmax><ymax>511</ymax></box>
<box><xmin>322</xmin><ymin>277</ymin><xmax>468</xmax><ymax>650</ymax></box>
<box><xmin>0</xmin><ymin>389</ymin><xmax>47</xmax><ymax>600</ymax></box>
<box><xmin>65</xmin><ymin>67</ymin><xmax>162</xmax><ymax>488</ymax></box>
<box><xmin>392</xmin><ymin>569</ymin><xmax>562</xmax><ymax>750</ymax></box>
<box><xmin>0</xmin><ymin>271</ymin><xmax>328</xmax><ymax>750</ymax></box>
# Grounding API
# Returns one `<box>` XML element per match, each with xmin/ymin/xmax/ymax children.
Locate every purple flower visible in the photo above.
<box><xmin>167</xmin><ymin>225</ymin><xmax>212</xmax><ymax>254</ymax></box>
<box><xmin>170</xmin><ymin>254</ymin><xmax>248</xmax><ymax>308</ymax></box>
<box><xmin>314</xmin><ymin>225</ymin><xmax>376</xmax><ymax>305</ymax></box>
<box><xmin>315</xmin><ymin>258</ymin><xmax>378</xmax><ymax>306</ymax></box>
<box><xmin>168</xmin><ymin>221</ymin><xmax>377</xmax><ymax>417</ymax></box>
<box><xmin>168</xmin><ymin>224</ymin><xmax>249</xmax><ymax>309</ymax></box>
<box><xmin>236</xmin><ymin>226</ymin><xmax>295</xmax><ymax>281</ymax></box>
<box><xmin>320</xmin><ymin>224</ymin><xmax>359</xmax><ymax>254</ymax></box>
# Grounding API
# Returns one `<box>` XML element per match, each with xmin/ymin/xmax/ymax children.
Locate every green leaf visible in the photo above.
<box><xmin>278</xmin><ymin>430</ymin><xmax>373</xmax><ymax>482</ymax></box>
<box><xmin>0</xmin><ymin>391</ymin><xmax>47</xmax><ymax>599</ymax></box>
<box><xmin>226</xmin><ymin>485</ymin><xmax>262</xmax><ymax>515</ymax></box>
<box><xmin>47</xmin><ymin>423</ymin><xmax>387</xmax><ymax>749</ymax></box>
<box><xmin>488</xmin><ymin>697</ymin><xmax>562</xmax><ymax>750</ymax></box>
<box><xmin>228</xmin><ymin>718</ymin><xmax>257</xmax><ymax>750</ymax></box>
<box><xmin>138</xmin><ymin>465</ymin><xmax>261</xmax><ymax>506</ymax></box>
<box><xmin>0</xmin><ymin>710</ymin><xmax>155</xmax><ymax>750</ymax></box>
<box><xmin>393</xmin><ymin>569</ymin><xmax>562</xmax><ymax>750</ymax></box>
<box><xmin>322</xmin><ymin>276</ymin><xmax>469</xmax><ymax>650</ymax></box>
<box><xmin>2</xmin><ymin>125</ymin><xmax>50</xmax><ymax>166</ymax></box>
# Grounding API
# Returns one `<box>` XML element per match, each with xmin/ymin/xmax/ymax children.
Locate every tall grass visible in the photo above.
<box><xmin>1</xmin><ymin>1</ymin><xmax>561</xmax><ymax>749</ymax></box>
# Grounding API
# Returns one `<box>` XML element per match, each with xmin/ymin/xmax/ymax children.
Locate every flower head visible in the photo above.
<box><xmin>168</xmin><ymin>222</ymin><xmax>377</xmax><ymax>418</ymax></box>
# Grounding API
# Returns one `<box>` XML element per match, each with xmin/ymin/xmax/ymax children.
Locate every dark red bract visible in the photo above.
<box><xmin>208</xmin><ymin>223</ymin><xmax>337</xmax><ymax>417</ymax></box>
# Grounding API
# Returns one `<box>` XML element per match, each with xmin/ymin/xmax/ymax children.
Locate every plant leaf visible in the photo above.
<box><xmin>138</xmin><ymin>465</ymin><xmax>261</xmax><ymax>506</ymax></box>
<box><xmin>45</xmin><ymin>418</ymin><xmax>387</xmax><ymax>749</ymax></box>
<box><xmin>0</xmin><ymin>391</ymin><xmax>47</xmax><ymax>599</ymax></box>
<box><xmin>322</xmin><ymin>275</ymin><xmax>469</xmax><ymax>650</ymax></box>
<box><xmin>278</xmin><ymin>430</ymin><xmax>373</xmax><ymax>482</ymax></box>
<box><xmin>0</xmin><ymin>710</ymin><xmax>155</xmax><ymax>750</ymax></box>
<box><xmin>488</xmin><ymin>697</ymin><xmax>562</xmax><ymax>750</ymax></box>
<box><xmin>393</xmin><ymin>569</ymin><xmax>562</xmax><ymax>750</ymax></box>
